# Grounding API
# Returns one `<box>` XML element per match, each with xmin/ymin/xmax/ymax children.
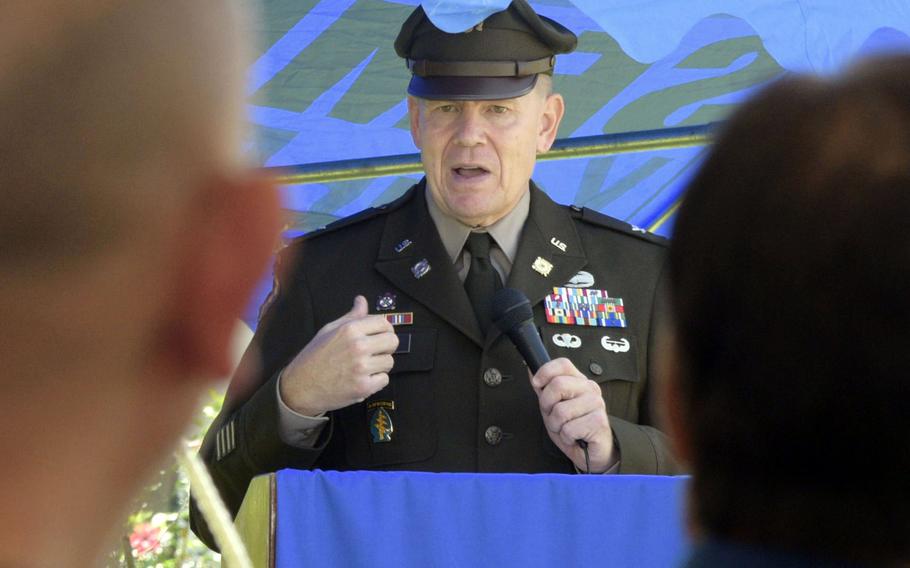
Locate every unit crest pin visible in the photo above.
<box><xmin>376</xmin><ymin>292</ymin><xmax>397</xmax><ymax>312</ymax></box>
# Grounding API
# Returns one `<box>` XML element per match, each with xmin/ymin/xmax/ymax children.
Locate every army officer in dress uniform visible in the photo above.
<box><xmin>192</xmin><ymin>0</ymin><xmax>680</xmax><ymax>549</ymax></box>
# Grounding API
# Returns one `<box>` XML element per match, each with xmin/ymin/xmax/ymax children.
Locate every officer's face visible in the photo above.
<box><xmin>408</xmin><ymin>79</ymin><xmax>564</xmax><ymax>227</ymax></box>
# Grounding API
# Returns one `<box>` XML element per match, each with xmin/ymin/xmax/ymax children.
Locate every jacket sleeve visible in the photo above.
<box><xmin>615</xmin><ymin>264</ymin><xmax>682</xmax><ymax>475</ymax></box>
<box><xmin>189</xmin><ymin>244</ymin><xmax>333</xmax><ymax>550</ymax></box>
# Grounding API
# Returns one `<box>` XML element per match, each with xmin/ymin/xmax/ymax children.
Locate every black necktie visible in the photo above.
<box><xmin>464</xmin><ymin>232</ymin><xmax>502</xmax><ymax>334</ymax></box>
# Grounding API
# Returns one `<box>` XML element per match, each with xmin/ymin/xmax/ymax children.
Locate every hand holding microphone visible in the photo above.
<box><xmin>492</xmin><ymin>288</ymin><xmax>617</xmax><ymax>473</ymax></box>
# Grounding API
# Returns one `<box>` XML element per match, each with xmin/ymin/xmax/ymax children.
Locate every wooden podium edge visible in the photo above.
<box><xmin>234</xmin><ymin>472</ymin><xmax>276</xmax><ymax>568</ymax></box>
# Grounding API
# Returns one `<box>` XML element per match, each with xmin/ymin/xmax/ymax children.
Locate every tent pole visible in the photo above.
<box><xmin>267</xmin><ymin>122</ymin><xmax>718</xmax><ymax>186</ymax></box>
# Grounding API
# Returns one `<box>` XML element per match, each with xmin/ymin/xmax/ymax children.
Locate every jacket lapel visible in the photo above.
<box><xmin>375</xmin><ymin>181</ymin><xmax>485</xmax><ymax>347</ymax></box>
<box><xmin>489</xmin><ymin>182</ymin><xmax>589</xmax><ymax>346</ymax></box>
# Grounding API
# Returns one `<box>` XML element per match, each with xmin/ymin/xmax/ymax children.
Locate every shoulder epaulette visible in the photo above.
<box><xmin>290</xmin><ymin>186</ymin><xmax>417</xmax><ymax>243</ymax></box>
<box><xmin>569</xmin><ymin>205</ymin><xmax>669</xmax><ymax>246</ymax></box>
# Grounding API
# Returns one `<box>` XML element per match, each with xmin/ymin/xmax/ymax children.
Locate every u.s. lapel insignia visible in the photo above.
<box><xmin>368</xmin><ymin>401</ymin><xmax>395</xmax><ymax>443</ymax></box>
<box><xmin>550</xmin><ymin>237</ymin><xmax>567</xmax><ymax>252</ymax></box>
<box><xmin>564</xmin><ymin>270</ymin><xmax>595</xmax><ymax>289</ymax></box>
<box><xmin>376</xmin><ymin>292</ymin><xmax>397</xmax><ymax>311</ymax></box>
<box><xmin>552</xmin><ymin>333</ymin><xmax>581</xmax><ymax>349</ymax></box>
<box><xmin>544</xmin><ymin>287</ymin><xmax>627</xmax><ymax>328</ymax></box>
<box><xmin>411</xmin><ymin>258</ymin><xmax>431</xmax><ymax>279</ymax></box>
<box><xmin>601</xmin><ymin>336</ymin><xmax>631</xmax><ymax>353</ymax></box>
<box><xmin>532</xmin><ymin>256</ymin><xmax>553</xmax><ymax>277</ymax></box>
<box><xmin>384</xmin><ymin>312</ymin><xmax>414</xmax><ymax>326</ymax></box>
<box><xmin>395</xmin><ymin>239</ymin><xmax>413</xmax><ymax>253</ymax></box>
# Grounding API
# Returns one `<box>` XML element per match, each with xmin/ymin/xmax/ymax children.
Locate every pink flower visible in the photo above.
<box><xmin>129</xmin><ymin>523</ymin><xmax>163</xmax><ymax>558</ymax></box>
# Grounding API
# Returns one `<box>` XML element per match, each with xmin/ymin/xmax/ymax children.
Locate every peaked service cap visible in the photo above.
<box><xmin>394</xmin><ymin>0</ymin><xmax>577</xmax><ymax>100</ymax></box>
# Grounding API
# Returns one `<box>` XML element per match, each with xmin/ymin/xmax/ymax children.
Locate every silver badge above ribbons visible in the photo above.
<box><xmin>564</xmin><ymin>270</ymin><xmax>595</xmax><ymax>288</ymax></box>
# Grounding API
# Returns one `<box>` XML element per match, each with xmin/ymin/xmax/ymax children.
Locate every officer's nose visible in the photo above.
<box><xmin>453</xmin><ymin>107</ymin><xmax>485</xmax><ymax>147</ymax></box>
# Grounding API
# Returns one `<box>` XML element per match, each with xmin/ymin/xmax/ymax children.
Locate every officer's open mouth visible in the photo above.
<box><xmin>452</xmin><ymin>165</ymin><xmax>490</xmax><ymax>178</ymax></box>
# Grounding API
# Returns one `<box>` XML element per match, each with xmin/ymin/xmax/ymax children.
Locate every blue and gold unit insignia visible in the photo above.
<box><xmin>368</xmin><ymin>400</ymin><xmax>395</xmax><ymax>443</ymax></box>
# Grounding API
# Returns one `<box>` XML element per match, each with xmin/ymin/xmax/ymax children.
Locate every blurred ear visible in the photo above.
<box><xmin>407</xmin><ymin>96</ymin><xmax>423</xmax><ymax>149</ymax></box>
<box><xmin>536</xmin><ymin>93</ymin><xmax>564</xmax><ymax>154</ymax></box>
<box><xmin>160</xmin><ymin>172</ymin><xmax>281</xmax><ymax>381</ymax></box>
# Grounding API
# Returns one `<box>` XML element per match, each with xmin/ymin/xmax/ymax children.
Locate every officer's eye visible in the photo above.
<box><xmin>489</xmin><ymin>105</ymin><xmax>509</xmax><ymax>114</ymax></box>
<box><xmin>436</xmin><ymin>104</ymin><xmax>458</xmax><ymax>113</ymax></box>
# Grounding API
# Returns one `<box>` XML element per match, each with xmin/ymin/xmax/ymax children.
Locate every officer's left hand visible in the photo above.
<box><xmin>531</xmin><ymin>358</ymin><xmax>617</xmax><ymax>473</ymax></box>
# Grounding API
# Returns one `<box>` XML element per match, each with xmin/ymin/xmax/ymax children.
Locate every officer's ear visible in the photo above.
<box><xmin>156</xmin><ymin>172</ymin><xmax>281</xmax><ymax>381</ymax></box>
<box><xmin>407</xmin><ymin>95</ymin><xmax>423</xmax><ymax>149</ymax></box>
<box><xmin>537</xmin><ymin>91</ymin><xmax>564</xmax><ymax>154</ymax></box>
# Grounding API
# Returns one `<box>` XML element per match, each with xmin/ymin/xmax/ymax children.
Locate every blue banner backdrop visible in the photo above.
<box><xmin>241</xmin><ymin>0</ymin><xmax>910</xmax><ymax>326</ymax></box>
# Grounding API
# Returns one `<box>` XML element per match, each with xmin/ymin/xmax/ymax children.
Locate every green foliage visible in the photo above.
<box><xmin>105</xmin><ymin>389</ymin><xmax>226</xmax><ymax>567</ymax></box>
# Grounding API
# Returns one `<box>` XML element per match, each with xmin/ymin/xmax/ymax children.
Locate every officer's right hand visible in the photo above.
<box><xmin>278</xmin><ymin>295</ymin><xmax>398</xmax><ymax>417</ymax></box>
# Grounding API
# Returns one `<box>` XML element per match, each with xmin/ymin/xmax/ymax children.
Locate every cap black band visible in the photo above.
<box><xmin>407</xmin><ymin>56</ymin><xmax>555</xmax><ymax>78</ymax></box>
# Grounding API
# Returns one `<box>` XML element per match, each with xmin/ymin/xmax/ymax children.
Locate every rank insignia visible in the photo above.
<box><xmin>376</xmin><ymin>292</ymin><xmax>397</xmax><ymax>311</ymax></box>
<box><xmin>395</xmin><ymin>239</ymin><xmax>413</xmax><ymax>253</ymax></box>
<box><xmin>532</xmin><ymin>256</ymin><xmax>554</xmax><ymax>277</ymax></box>
<box><xmin>411</xmin><ymin>258</ymin><xmax>431</xmax><ymax>279</ymax></box>
<box><xmin>384</xmin><ymin>312</ymin><xmax>413</xmax><ymax>326</ymax></box>
<box><xmin>544</xmin><ymin>287</ymin><xmax>627</xmax><ymax>328</ymax></box>
<box><xmin>368</xmin><ymin>401</ymin><xmax>395</xmax><ymax>443</ymax></box>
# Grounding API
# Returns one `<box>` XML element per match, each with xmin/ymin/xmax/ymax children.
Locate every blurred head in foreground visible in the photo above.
<box><xmin>0</xmin><ymin>0</ymin><xmax>279</xmax><ymax>564</ymax></box>
<box><xmin>664</xmin><ymin>55</ymin><xmax>910</xmax><ymax>566</ymax></box>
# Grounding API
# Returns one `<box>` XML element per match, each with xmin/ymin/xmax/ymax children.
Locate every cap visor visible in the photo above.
<box><xmin>408</xmin><ymin>75</ymin><xmax>538</xmax><ymax>100</ymax></box>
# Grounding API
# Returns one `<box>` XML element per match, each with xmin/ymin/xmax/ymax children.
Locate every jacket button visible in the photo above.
<box><xmin>483</xmin><ymin>367</ymin><xmax>503</xmax><ymax>387</ymax></box>
<box><xmin>484</xmin><ymin>426</ymin><xmax>503</xmax><ymax>446</ymax></box>
<box><xmin>589</xmin><ymin>361</ymin><xmax>604</xmax><ymax>376</ymax></box>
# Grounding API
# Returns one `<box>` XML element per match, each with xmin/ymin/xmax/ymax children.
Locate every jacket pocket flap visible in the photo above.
<box><xmin>391</xmin><ymin>328</ymin><xmax>436</xmax><ymax>374</ymax></box>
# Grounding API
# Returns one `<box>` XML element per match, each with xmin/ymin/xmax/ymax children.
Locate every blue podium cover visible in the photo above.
<box><xmin>276</xmin><ymin>469</ymin><xmax>690</xmax><ymax>567</ymax></box>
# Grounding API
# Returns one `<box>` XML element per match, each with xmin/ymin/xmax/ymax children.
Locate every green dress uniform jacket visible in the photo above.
<box><xmin>191</xmin><ymin>180</ymin><xmax>680</xmax><ymax>549</ymax></box>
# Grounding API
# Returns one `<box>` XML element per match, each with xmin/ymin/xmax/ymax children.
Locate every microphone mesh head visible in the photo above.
<box><xmin>491</xmin><ymin>288</ymin><xmax>534</xmax><ymax>332</ymax></box>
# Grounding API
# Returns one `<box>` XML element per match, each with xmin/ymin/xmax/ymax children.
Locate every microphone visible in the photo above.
<box><xmin>491</xmin><ymin>287</ymin><xmax>550</xmax><ymax>373</ymax></box>
<box><xmin>491</xmin><ymin>288</ymin><xmax>588</xmax><ymax>451</ymax></box>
